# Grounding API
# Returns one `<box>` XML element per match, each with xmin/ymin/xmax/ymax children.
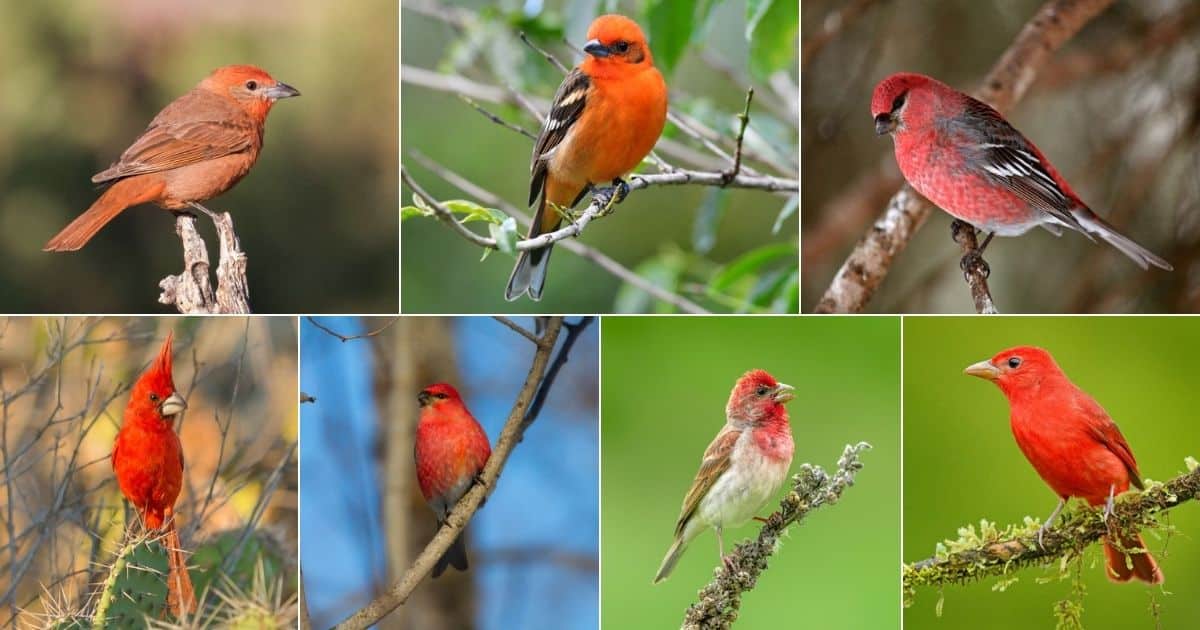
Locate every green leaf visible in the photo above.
<box><xmin>692</xmin><ymin>188</ymin><xmax>730</xmax><ymax>254</ymax></box>
<box><xmin>772</xmin><ymin>194</ymin><xmax>798</xmax><ymax>235</ymax></box>
<box><xmin>489</xmin><ymin>217</ymin><xmax>520</xmax><ymax>256</ymax></box>
<box><xmin>401</xmin><ymin>206</ymin><xmax>429</xmax><ymax>221</ymax></box>
<box><xmin>644</xmin><ymin>0</ymin><xmax>694</xmax><ymax>75</ymax></box>
<box><xmin>443</xmin><ymin>199</ymin><xmax>506</xmax><ymax>224</ymax></box>
<box><xmin>614</xmin><ymin>249</ymin><xmax>685</xmax><ymax>314</ymax></box>
<box><xmin>746</xmin><ymin>0</ymin><xmax>798</xmax><ymax>79</ymax></box>
<box><xmin>708</xmin><ymin>243</ymin><xmax>796</xmax><ymax>294</ymax></box>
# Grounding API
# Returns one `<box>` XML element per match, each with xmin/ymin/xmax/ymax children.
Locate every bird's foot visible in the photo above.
<box><xmin>1102</xmin><ymin>486</ymin><xmax>1116</xmax><ymax>534</ymax></box>
<box><xmin>593</xmin><ymin>178</ymin><xmax>630</xmax><ymax>217</ymax></box>
<box><xmin>951</xmin><ymin>220</ymin><xmax>992</xmax><ymax>278</ymax></box>
<box><xmin>722</xmin><ymin>554</ymin><xmax>736</xmax><ymax>574</ymax></box>
<box><xmin>186</xmin><ymin>201</ymin><xmax>220</xmax><ymax>220</ymax></box>
<box><xmin>1036</xmin><ymin>521</ymin><xmax>1051</xmax><ymax>549</ymax></box>
<box><xmin>959</xmin><ymin>249</ymin><xmax>991</xmax><ymax>279</ymax></box>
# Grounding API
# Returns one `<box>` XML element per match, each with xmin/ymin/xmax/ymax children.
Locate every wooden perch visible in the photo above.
<box><xmin>158</xmin><ymin>207</ymin><xmax>251</xmax><ymax>313</ymax></box>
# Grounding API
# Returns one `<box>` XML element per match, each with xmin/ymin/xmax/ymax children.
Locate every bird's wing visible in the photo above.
<box><xmin>529</xmin><ymin>67</ymin><xmax>591</xmax><ymax>206</ymax></box>
<box><xmin>956</xmin><ymin>98</ymin><xmax>1086</xmax><ymax>232</ymax></box>
<box><xmin>1075</xmin><ymin>394</ymin><xmax>1143</xmax><ymax>489</ymax></box>
<box><xmin>93</xmin><ymin>93</ymin><xmax>258</xmax><ymax>183</ymax></box>
<box><xmin>673</xmin><ymin>426</ymin><xmax>739</xmax><ymax>538</ymax></box>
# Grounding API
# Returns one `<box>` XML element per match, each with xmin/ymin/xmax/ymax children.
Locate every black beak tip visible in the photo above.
<box><xmin>417</xmin><ymin>392</ymin><xmax>431</xmax><ymax>406</ymax></box>
<box><xmin>583</xmin><ymin>40</ymin><xmax>610</xmax><ymax>58</ymax></box>
<box><xmin>874</xmin><ymin>114</ymin><xmax>893</xmax><ymax>136</ymax></box>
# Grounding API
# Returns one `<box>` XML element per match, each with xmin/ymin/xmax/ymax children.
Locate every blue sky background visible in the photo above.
<box><xmin>300</xmin><ymin>317</ymin><xmax>598</xmax><ymax>629</ymax></box>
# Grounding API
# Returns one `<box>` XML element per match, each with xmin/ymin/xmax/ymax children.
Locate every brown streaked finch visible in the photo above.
<box><xmin>415</xmin><ymin>383</ymin><xmax>492</xmax><ymax>577</ymax></box>
<box><xmin>653</xmin><ymin>369</ymin><xmax>795</xmax><ymax>584</ymax></box>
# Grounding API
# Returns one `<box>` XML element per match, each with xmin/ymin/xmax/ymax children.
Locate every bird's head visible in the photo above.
<box><xmin>418</xmin><ymin>382</ymin><xmax>463</xmax><ymax>409</ymax></box>
<box><xmin>581</xmin><ymin>14</ymin><xmax>654</xmax><ymax>69</ymax></box>
<box><xmin>964</xmin><ymin>345</ymin><xmax>1062</xmax><ymax>397</ymax></box>
<box><xmin>128</xmin><ymin>331</ymin><xmax>187</xmax><ymax>423</ymax></box>
<box><xmin>202</xmin><ymin>65</ymin><xmax>300</xmax><ymax>118</ymax></box>
<box><xmin>870</xmin><ymin>72</ymin><xmax>938</xmax><ymax>136</ymax></box>
<box><xmin>727</xmin><ymin>369</ymin><xmax>794</xmax><ymax>427</ymax></box>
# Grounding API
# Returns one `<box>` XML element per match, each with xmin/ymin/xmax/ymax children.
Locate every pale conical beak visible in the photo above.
<box><xmin>772</xmin><ymin>383</ymin><xmax>795</xmax><ymax>403</ymax></box>
<box><xmin>265</xmin><ymin>82</ymin><xmax>300</xmax><ymax>100</ymax></box>
<box><xmin>963</xmin><ymin>360</ymin><xmax>1000</xmax><ymax>381</ymax></box>
<box><xmin>160</xmin><ymin>392</ymin><xmax>187</xmax><ymax>417</ymax></box>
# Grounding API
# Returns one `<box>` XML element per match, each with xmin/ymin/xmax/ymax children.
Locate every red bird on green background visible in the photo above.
<box><xmin>965</xmin><ymin>345</ymin><xmax>1163</xmax><ymax>584</ymax></box>
<box><xmin>415</xmin><ymin>383</ymin><xmax>492</xmax><ymax>577</ymax></box>
<box><xmin>111</xmin><ymin>331</ymin><xmax>198</xmax><ymax>616</ymax></box>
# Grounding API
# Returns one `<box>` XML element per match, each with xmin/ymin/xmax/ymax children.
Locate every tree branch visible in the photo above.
<box><xmin>903</xmin><ymin>464</ymin><xmax>1199</xmax><ymax>599</ymax></box>
<box><xmin>158</xmin><ymin>207</ymin><xmax>251</xmax><ymax>313</ymax></box>
<box><xmin>331</xmin><ymin>317</ymin><xmax>582</xmax><ymax>629</ymax></box>
<box><xmin>951</xmin><ymin>221</ymin><xmax>999</xmax><ymax>314</ymax></box>
<box><xmin>814</xmin><ymin>0</ymin><xmax>1117</xmax><ymax>313</ymax></box>
<box><xmin>683</xmin><ymin>442</ymin><xmax>872</xmax><ymax>629</ymax></box>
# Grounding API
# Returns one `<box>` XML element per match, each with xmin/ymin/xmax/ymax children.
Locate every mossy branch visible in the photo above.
<box><xmin>682</xmin><ymin>442</ymin><xmax>872</xmax><ymax>629</ymax></box>
<box><xmin>903</xmin><ymin>461</ymin><xmax>1200</xmax><ymax>601</ymax></box>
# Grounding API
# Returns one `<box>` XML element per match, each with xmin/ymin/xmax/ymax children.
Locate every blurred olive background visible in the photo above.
<box><xmin>0</xmin><ymin>0</ymin><xmax>397</xmax><ymax>312</ymax></box>
<box><xmin>904</xmin><ymin>317</ymin><xmax>1200</xmax><ymax>628</ymax></box>
<box><xmin>601</xmin><ymin>316</ymin><xmax>899</xmax><ymax>628</ymax></box>
<box><xmin>802</xmin><ymin>0</ymin><xmax>1200</xmax><ymax>313</ymax></box>
<box><xmin>402</xmin><ymin>0</ymin><xmax>799</xmax><ymax>313</ymax></box>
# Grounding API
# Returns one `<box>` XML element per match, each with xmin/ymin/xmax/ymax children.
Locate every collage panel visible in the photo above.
<box><xmin>903</xmin><ymin>317</ymin><xmax>1200</xmax><ymax>627</ymax></box>
<box><xmin>601</xmin><ymin>316</ymin><xmax>900</xmax><ymax>629</ymax></box>
<box><xmin>0</xmin><ymin>316</ymin><xmax>298</xmax><ymax>626</ymax></box>
<box><xmin>400</xmin><ymin>0</ymin><xmax>800</xmax><ymax>314</ymax></box>
<box><xmin>299</xmin><ymin>316</ymin><xmax>598</xmax><ymax>629</ymax></box>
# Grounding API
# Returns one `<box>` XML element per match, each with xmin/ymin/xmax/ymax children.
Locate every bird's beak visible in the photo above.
<box><xmin>874</xmin><ymin>113</ymin><xmax>896</xmax><ymax>136</ymax></box>
<box><xmin>160</xmin><ymin>392</ymin><xmax>187</xmax><ymax>417</ymax></box>
<box><xmin>264</xmin><ymin>82</ymin><xmax>301</xmax><ymax>100</ymax></box>
<box><xmin>583</xmin><ymin>39</ymin><xmax>611</xmax><ymax>58</ymax></box>
<box><xmin>417</xmin><ymin>391</ymin><xmax>432</xmax><ymax>407</ymax></box>
<box><xmin>963</xmin><ymin>360</ymin><xmax>1000</xmax><ymax>381</ymax></box>
<box><xmin>772</xmin><ymin>383</ymin><xmax>795</xmax><ymax>403</ymax></box>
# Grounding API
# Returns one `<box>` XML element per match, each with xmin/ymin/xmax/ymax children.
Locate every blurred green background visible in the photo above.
<box><xmin>0</xmin><ymin>0</ymin><xmax>397</xmax><ymax>312</ymax></box>
<box><xmin>401</xmin><ymin>0</ymin><xmax>799</xmax><ymax>313</ymax></box>
<box><xmin>601</xmin><ymin>316</ymin><xmax>899</xmax><ymax>628</ymax></box>
<box><xmin>904</xmin><ymin>317</ymin><xmax>1200</xmax><ymax>628</ymax></box>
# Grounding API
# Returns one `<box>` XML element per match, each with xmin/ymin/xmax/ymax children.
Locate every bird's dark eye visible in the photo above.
<box><xmin>245</xmin><ymin>80</ymin><xmax>258</xmax><ymax>91</ymax></box>
<box><xmin>614</xmin><ymin>41</ymin><xmax>629</xmax><ymax>53</ymax></box>
<box><xmin>756</xmin><ymin>385</ymin><xmax>769</xmax><ymax>396</ymax></box>
<box><xmin>1007</xmin><ymin>357</ymin><xmax>1022</xmax><ymax>368</ymax></box>
<box><xmin>435</xmin><ymin>392</ymin><xmax>448</xmax><ymax>400</ymax></box>
<box><xmin>149</xmin><ymin>392</ymin><xmax>160</xmax><ymax>403</ymax></box>
<box><xmin>891</xmin><ymin>92</ymin><xmax>907</xmax><ymax>112</ymax></box>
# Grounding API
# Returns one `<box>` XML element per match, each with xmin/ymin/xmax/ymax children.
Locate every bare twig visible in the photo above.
<box><xmin>721</xmin><ymin>88</ymin><xmax>754</xmax><ymax>185</ymax></box>
<box><xmin>814</xmin><ymin>0</ymin><xmax>1117</xmax><ymax>313</ymax></box>
<box><xmin>493</xmin><ymin>316</ymin><xmax>540</xmax><ymax>345</ymax></box>
<box><xmin>519</xmin><ymin>31</ymin><xmax>569</xmax><ymax>74</ymax></box>
<box><xmin>158</xmin><ymin>207</ymin><xmax>251</xmax><ymax>314</ymax></box>
<box><xmin>305</xmin><ymin>317</ymin><xmax>400</xmax><ymax>343</ymax></box>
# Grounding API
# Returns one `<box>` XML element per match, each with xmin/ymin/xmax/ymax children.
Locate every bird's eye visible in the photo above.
<box><xmin>756</xmin><ymin>385</ymin><xmax>769</xmax><ymax>396</ymax></box>
<box><xmin>891</xmin><ymin>92</ymin><xmax>907</xmax><ymax>112</ymax></box>
<box><xmin>245</xmin><ymin>80</ymin><xmax>258</xmax><ymax>91</ymax></box>
<box><xmin>435</xmin><ymin>392</ymin><xmax>448</xmax><ymax>399</ymax></box>
<box><xmin>614</xmin><ymin>41</ymin><xmax>630</xmax><ymax>53</ymax></box>
<box><xmin>149</xmin><ymin>393</ymin><xmax>160</xmax><ymax>403</ymax></box>
<box><xmin>1007</xmin><ymin>357</ymin><xmax>1022</xmax><ymax>368</ymax></box>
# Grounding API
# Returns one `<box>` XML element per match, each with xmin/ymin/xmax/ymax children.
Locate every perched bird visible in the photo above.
<box><xmin>965</xmin><ymin>346</ymin><xmax>1163</xmax><ymax>584</ymax></box>
<box><xmin>44</xmin><ymin>65</ymin><xmax>299</xmax><ymax>251</ymax></box>
<box><xmin>506</xmin><ymin>14</ymin><xmax>668</xmax><ymax>301</ymax></box>
<box><xmin>654</xmin><ymin>370</ymin><xmax>795</xmax><ymax>584</ymax></box>
<box><xmin>871</xmin><ymin>72</ymin><xmax>1171</xmax><ymax>270</ymax></box>
<box><xmin>414</xmin><ymin>383</ymin><xmax>493</xmax><ymax>577</ymax></box>
<box><xmin>111</xmin><ymin>331</ymin><xmax>197</xmax><ymax>615</ymax></box>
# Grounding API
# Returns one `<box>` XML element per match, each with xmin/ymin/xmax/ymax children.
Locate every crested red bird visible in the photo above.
<box><xmin>965</xmin><ymin>346</ymin><xmax>1163</xmax><ymax>584</ymax></box>
<box><xmin>871</xmin><ymin>72</ymin><xmax>1170</xmax><ymax>270</ymax></box>
<box><xmin>414</xmin><ymin>383</ymin><xmax>493</xmax><ymax>577</ymax></box>
<box><xmin>654</xmin><ymin>369</ymin><xmax>795</xmax><ymax>584</ymax></box>
<box><xmin>111</xmin><ymin>331</ymin><xmax>198</xmax><ymax>615</ymax></box>
<box><xmin>505</xmin><ymin>14</ymin><xmax>668</xmax><ymax>301</ymax></box>
<box><xmin>44</xmin><ymin>65</ymin><xmax>299</xmax><ymax>251</ymax></box>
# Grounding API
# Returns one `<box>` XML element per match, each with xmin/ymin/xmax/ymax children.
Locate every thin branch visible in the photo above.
<box><xmin>801</xmin><ymin>0</ymin><xmax>883</xmax><ymax>69</ymax></box>
<box><xmin>519</xmin><ymin>31</ymin><xmax>569</xmax><ymax>74</ymax></box>
<box><xmin>721</xmin><ymin>88</ymin><xmax>754</xmax><ymax>185</ymax></box>
<box><xmin>331</xmin><ymin>318</ymin><xmax>576</xmax><ymax>629</ymax></box>
<box><xmin>458</xmin><ymin>94</ymin><xmax>537</xmax><ymax>140</ymax></box>
<box><xmin>493</xmin><ymin>316</ymin><xmax>540</xmax><ymax>345</ymax></box>
<box><xmin>683</xmin><ymin>442</ymin><xmax>872</xmax><ymax>629</ymax></box>
<box><xmin>903</xmin><ymin>465</ymin><xmax>1200</xmax><ymax>596</ymax></box>
<box><xmin>813</xmin><ymin>0</ymin><xmax>1117</xmax><ymax>313</ymax></box>
<box><xmin>305</xmin><ymin>317</ymin><xmax>400</xmax><ymax>343</ymax></box>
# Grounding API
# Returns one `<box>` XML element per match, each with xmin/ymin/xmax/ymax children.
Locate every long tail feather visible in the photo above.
<box><xmin>1070</xmin><ymin>208</ymin><xmax>1173</xmax><ymax>271</ymax></box>
<box><xmin>43</xmin><ymin>177</ymin><xmax>164</xmax><ymax>252</ymax></box>
<box><xmin>163</xmin><ymin>518</ymin><xmax>197</xmax><ymax>617</ymax></box>
<box><xmin>1103</xmin><ymin>533</ymin><xmax>1164</xmax><ymax>585</ymax></box>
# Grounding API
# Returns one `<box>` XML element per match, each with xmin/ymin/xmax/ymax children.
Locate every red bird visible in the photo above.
<box><xmin>44</xmin><ymin>65</ymin><xmax>299</xmax><ymax>251</ymax></box>
<box><xmin>505</xmin><ymin>14</ymin><xmax>668</xmax><ymax>301</ymax></box>
<box><xmin>414</xmin><ymin>383</ymin><xmax>492</xmax><ymax>577</ymax></box>
<box><xmin>654</xmin><ymin>370</ymin><xmax>794</xmax><ymax>583</ymax></box>
<box><xmin>871</xmin><ymin>72</ymin><xmax>1171</xmax><ymax>270</ymax></box>
<box><xmin>965</xmin><ymin>346</ymin><xmax>1163</xmax><ymax>584</ymax></box>
<box><xmin>111</xmin><ymin>331</ymin><xmax>198</xmax><ymax>615</ymax></box>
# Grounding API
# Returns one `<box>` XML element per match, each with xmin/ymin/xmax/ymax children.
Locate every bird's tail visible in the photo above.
<box><xmin>162</xmin><ymin>517</ymin><xmax>198</xmax><ymax>617</ymax></box>
<box><xmin>653</xmin><ymin>537</ymin><xmax>687</xmax><ymax>584</ymax></box>
<box><xmin>1070</xmin><ymin>207</ymin><xmax>1173</xmax><ymax>271</ymax></box>
<box><xmin>504</xmin><ymin>195</ymin><xmax>557</xmax><ymax>301</ymax></box>
<box><xmin>43</xmin><ymin>177</ymin><xmax>164</xmax><ymax>252</ymax></box>
<box><xmin>1103</xmin><ymin>532</ymin><xmax>1164</xmax><ymax>584</ymax></box>
<box><xmin>432</xmin><ymin>532</ymin><xmax>470</xmax><ymax>578</ymax></box>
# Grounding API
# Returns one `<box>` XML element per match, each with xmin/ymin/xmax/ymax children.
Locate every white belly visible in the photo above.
<box><xmin>696</xmin><ymin>431</ymin><xmax>790</xmax><ymax>529</ymax></box>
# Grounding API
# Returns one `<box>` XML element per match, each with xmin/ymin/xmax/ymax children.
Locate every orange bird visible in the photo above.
<box><xmin>965</xmin><ymin>346</ymin><xmax>1163</xmax><ymax>584</ymax></box>
<box><xmin>111</xmin><ymin>332</ymin><xmax>198</xmax><ymax>615</ymax></box>
<box><xmin>505</xmin><ymin>14</ymin><xmax>668</xmax><ymax>301</ymax></box>
<box><xmin>44</xmin><ymin>65</ymin><xmax>299</xmax><ymax>252</ymax></box>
